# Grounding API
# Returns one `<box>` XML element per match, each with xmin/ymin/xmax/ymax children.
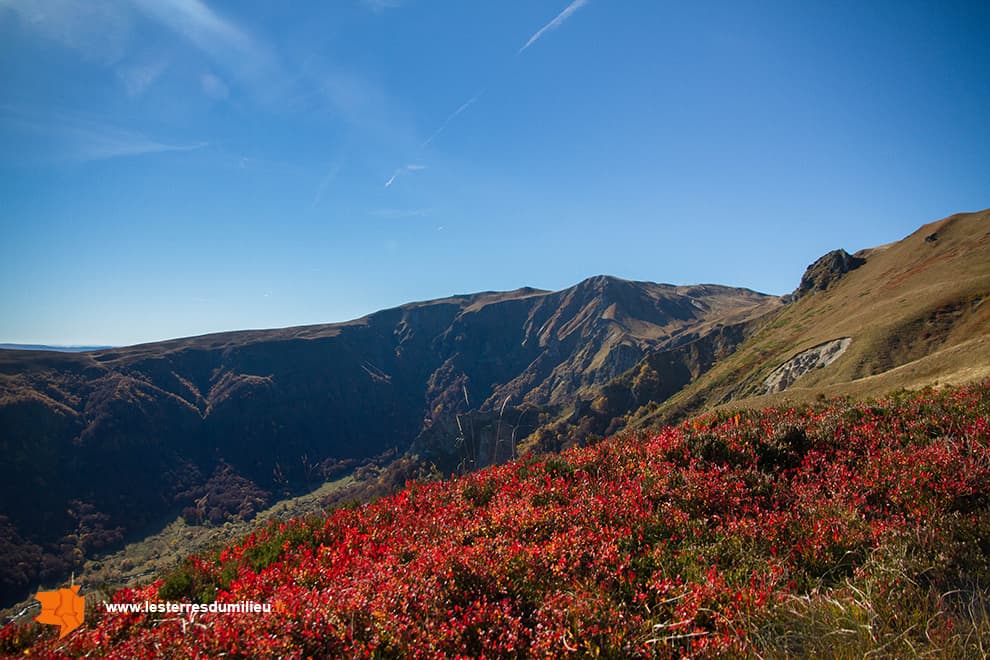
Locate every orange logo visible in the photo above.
<box><xmin>35</xmin><ymin>585</ymin><xmax>85</xmax><ymax>638</ymax></box>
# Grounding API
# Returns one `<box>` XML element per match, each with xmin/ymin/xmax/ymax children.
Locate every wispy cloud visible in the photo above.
<box><xmin>63</xmin><ymin>126</ymin><xmax>206</xmax><ymax>161</ymax></box>
<box><xmin>519</xmin><ymin>0</ymin><xmax>589</xmax><ymax>53</ymax></box>
<box><xmin>5</xmin><ymin>0</ymin><xmax>276</xmax><ymax>95</ymax></box>
<box><xmin>422</xmin><ymin>90</ymin><xmax>485</xmax><ymax>147</ymax></box>
<box><xmin>1</xmin><ymin>0</ymin><xmax>132</xmax><ymax>63</ymax></box>
<box><xmin>117</xmin><ymin>59</ymin><xmax>170</xmax><ymax>96</ymax></box>
<box><xmin>128</xmin><ymin>0</ymin><xmax>254</xmax><ymax>59</ymax></box>
<box><xmin>128</xmin><ymin>0</ymin><xmax>281</xmax><ymax>91</ymax></box>
<box><xmin>384</xmin><ymin>163</ymin><xmax>426</xmax><ymax>188</ymax></box>
<box><xmin>0</xmin><ymin>106</ymin><xmax>206</xmax><ymax>162</ymax></box>
<box><xmin>308</xmin><ymin>69</ymin><xmax>423</xmax><ymax>155</ymax></box>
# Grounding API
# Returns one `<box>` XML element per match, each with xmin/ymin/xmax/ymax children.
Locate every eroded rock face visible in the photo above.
<box><xmin>759</xmin><ymin>337</ymin><xmax>852</xmax><ymax>394</ymax></box>
<box><xmin>789</xmin><ymin>250</ymin><xmax>866</xmax><ymax>301</ymax></box>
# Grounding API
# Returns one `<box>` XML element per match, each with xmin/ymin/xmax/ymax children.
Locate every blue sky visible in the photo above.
<box><xmin>1</xmin><ymin>1</ymin><xmax>988</xmax><ymax>346</ymax></box>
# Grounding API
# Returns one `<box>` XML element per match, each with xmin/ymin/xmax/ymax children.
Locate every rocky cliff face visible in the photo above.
<box><xmin>788</xmin><ymin>249</ymin><xmax>866</xmax><ymax>301</ymax></box>
<box><xmin>504</xmin><ymin>315</ymin><xmax>767</xmax><ymax>456</ymax></box>
<box><xmin>0</xmin><ymin>276</ymin><xmax>776</xmax><ymax>606</ymax></box>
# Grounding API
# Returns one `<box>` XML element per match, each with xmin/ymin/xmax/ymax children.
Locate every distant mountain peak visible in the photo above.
<box><xmin>0</xmin><ymin>343</ymin><xmax>115</xmax><ymax>353</ymax></box>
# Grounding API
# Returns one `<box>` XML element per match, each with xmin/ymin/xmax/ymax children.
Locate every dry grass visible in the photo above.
<box><xmin>747</xmin><ymin>543</ymin><xmax>990</xmax><ymax>659</ymax></box>
<box><xmin>635</xmin><ymin>209</ymin><xmax>990</xmax><ymax>426</ymax></box>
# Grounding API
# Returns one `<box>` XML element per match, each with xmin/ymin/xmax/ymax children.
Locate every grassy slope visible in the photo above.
<box><xmin>634</xmin><ymin>208</ymin><xmax>990</xmax><ymax>426</ymax></box>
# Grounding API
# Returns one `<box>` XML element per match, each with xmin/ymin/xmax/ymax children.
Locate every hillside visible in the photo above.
<box><xmin>2</xmin><ymin>207</ymin><xmax>987</xmax><ymax>620</ymax></box>
<box><xmin>647</xmin><ymin>208</ymin><xmax>990</xmax><ymax>420</ymax></box>
<box><xmin>0</xmin><ymin>277</ymin><xmax>774</xmax><ymax>607</ymax></box>
<box><xmin>5</xmin><ymin>382</ymin><xmax>989</xmax><ymax>657</ymax></box>
<box><xmin>533</xmin><ymin>209</ymin><xmax>990</xmax><ymax>447</ymax></box>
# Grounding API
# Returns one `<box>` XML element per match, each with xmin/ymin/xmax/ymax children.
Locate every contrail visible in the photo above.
<box><xmin>519</xmin><ymin>0</ymin><xmax>589</xmax><ymax>53</ymax></box>
<box><xmin>423</xmin><ymin>90</ymin><xmax>485</xmax><ymax>147</ymax></box>
<box><xmin>384</xmin><ymin>163</ymin><xmax>426</xmax><ymax>188</ymax></box>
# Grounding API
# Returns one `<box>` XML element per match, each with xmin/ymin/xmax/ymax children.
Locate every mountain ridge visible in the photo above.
<box><xmin>0</xmin><ymin>274</ymin><xmax>776</xmax><ymax>606</ymax></box>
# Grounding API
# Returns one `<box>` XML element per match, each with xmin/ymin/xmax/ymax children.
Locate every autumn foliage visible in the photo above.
<box><xmin>5</xmin><ymin>382</ymin><xmax>990</xmax><ymax>657</ymax></box>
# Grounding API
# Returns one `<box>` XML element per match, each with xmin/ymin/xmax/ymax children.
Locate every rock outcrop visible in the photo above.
<box><xmin>789</xmin><ymin>249</ymin><xmax>865</xmax><ymax>301</ymax></box>
<box><xmin>758</xmin><ymin>337</ymin><xmax>852</xmax><ymax>394</ymax></box>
